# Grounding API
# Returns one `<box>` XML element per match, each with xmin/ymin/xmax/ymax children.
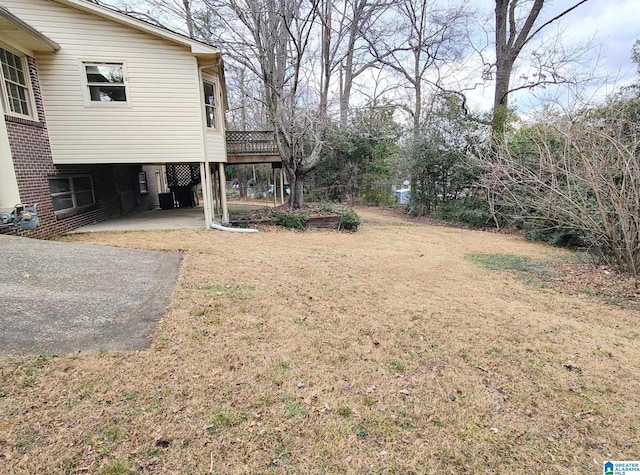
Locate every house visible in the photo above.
<box><xmin>0</xmin><ymin>0</ymin><xmax>258</xmax><ymax>238</ymax></box>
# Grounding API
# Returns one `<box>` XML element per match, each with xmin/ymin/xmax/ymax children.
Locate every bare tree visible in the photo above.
<box><xmin>491</xmin><ymin>0</ymin><xmax>589</xmax><ymax>137</ymax></box>
<box><xmin>365</xmin><ymin>0</ymin><xmax>468</xmax><ymax>135</ymax></box>
<box><xmin>202</xmin><ymin>0</ymin><xmax>326</xmax><ymax>208</ymax></box>
<box><xmin>319</xmin><ymin>0</ymin><xmax>393</xmax><ymax>125</ymax></box>
<box><xmin>93</xmin><ymin>0</ymin><xmax>196</xmax><ymax>33</ymax></box>
<box><xmin>135</xmin><ymin>0</ymin><xmax>200</xmax><ymax>37</ymax></box>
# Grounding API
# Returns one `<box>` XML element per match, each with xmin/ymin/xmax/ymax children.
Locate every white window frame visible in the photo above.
<box><xmin>0</xmin><ymin>45</ymin><xmax>37</xmax><ymax>120</ymax></box>
<box><xmin>49</xmin><ymin>175</ymin><xmax>96</xmax><ymax>214</ymax></box>
<box><xmin>202</xmin><ymin>76</ymin><xmax>219</xmax><ymax>130</ymax></box>
<box><xmin>81</xmin><ymin>61</ymin><xmax>130</xmax><ymax>106</ymax></box>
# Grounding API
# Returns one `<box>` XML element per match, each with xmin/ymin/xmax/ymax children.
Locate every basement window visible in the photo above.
<box><xmin>138</xmin><ymin>171</ymin><xmax>149</xmax><ymax>194</ymax></box>
<box><xmin>49</xmin><ymin>175</ymin><xmax>96</xmax><ymax>213</ymax></box>
<box><xmin>84</xmin><ymin>62</ymin><xmax>127</xmax><ymax>102</ymax></box>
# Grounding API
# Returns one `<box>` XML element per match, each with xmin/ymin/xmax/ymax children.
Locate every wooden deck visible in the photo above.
<box><xmin>225</xmin><ymin>131</ymin><xmax>282</xmax><ymax>165</ymax></box>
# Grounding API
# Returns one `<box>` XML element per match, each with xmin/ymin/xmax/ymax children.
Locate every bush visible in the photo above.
<box><xmin>272</xmin><ymin>211</ymin><xmax>306</xmax><ymax>229</ymax></box>
<box><xmin>434</xmin><ymin>197</ymin><xmax>492</xmax><ymax>227</ymax></box>
<box><xmin>339</xmin><ymin>208</ymin><xmax>361</xmax><ymax>232</ymax></box>
<box><xmin>267</xmin><ymin>204</ymin><xmax>360</xmax><ymax>232</ymax></box>
<box><xmin>362</xmin><ymin>183</ymin><xmax>395</xmax><ymax>206</ymax></box>
<box><xmin>524</xmin><ymin>223</ymin><xmax>586</xmax><ymax>248</ymax></box>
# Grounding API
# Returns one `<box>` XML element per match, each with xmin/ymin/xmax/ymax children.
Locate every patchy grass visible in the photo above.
<box><xmin>466</xmin><ymin>252</ymin><xmax>552</xmax><ymax>276</ymax></box>
<box><xmin>2</xmin><ymin>209</ymin><xmax>640</xmax><ymax>473</ymax></box>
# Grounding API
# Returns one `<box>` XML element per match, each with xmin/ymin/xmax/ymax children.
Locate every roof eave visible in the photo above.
<box><xmin>0</xmin><ymin>5</ymin><xmax>60</xmax><ymax>53</ymax></box>
<box><xmin>51</xmin><ymin>0</ymin><xmax>219</xmax><ymax>56</ymax></box>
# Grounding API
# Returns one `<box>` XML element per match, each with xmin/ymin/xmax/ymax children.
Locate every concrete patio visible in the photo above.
<box><xmin>69</xmin><ymin>207</ymin><xmax>207</xmax><ymax>233</ymax></box>
<box><xmin>69</xmin><ymin>202</ymin><xmax>271</xmax><ymax>233</ymax></box>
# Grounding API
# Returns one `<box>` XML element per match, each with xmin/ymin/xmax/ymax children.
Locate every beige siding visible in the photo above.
<box><xmin>0</xmin><ymin>0</ymin><xmax>222</xmax><ymax>164</ymax></box>
<box><xmin>206</xmin><ymin>131</ymin><xmax>226</xmax><ymax>163</ymax></box>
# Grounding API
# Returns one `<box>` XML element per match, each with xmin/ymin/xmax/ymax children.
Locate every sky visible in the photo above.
<box><xmin>465</xmin><ymin>0</ymin><xmax>640</xmax><ymax>113</ymax></box>
<box><xmin>550</xmin><ymin>0</ymin><xmax>639</xmax><ymax>75</ymax></box>
<box><xmin>348</xmin><ymin>0</ymin><xmax>640</xmax><ymax>117</ymax></box>
<box><xmin>104</xmin><ymin>0</ymin><xmax>640</xmax><ymax>116</ymax></box>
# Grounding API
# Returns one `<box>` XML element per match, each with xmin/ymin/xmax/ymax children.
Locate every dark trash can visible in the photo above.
<box><xmin>158</xmin><ymin>192</ymin><xmax>174</xmax><ymax>210</ymax></box>
<box><xmin>169</xmin><ymin>185</ymin><xmax>196</xmax><ymax>208</ymax></box>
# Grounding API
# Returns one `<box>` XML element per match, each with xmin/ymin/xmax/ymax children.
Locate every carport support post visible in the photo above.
<box><xmin>273</xmin><ymin>169</ymin><xmax>277</xmax><ymax>207</ymax></box>
<box><xmin>218</xmin><ymin>162</ymin><xmax>229</xmax><ymax>224</ymax></box>
<box><xmin>200</xmin><ymin>162</ymin><xmax>213</xmax><ymax>228</ymax></box>
<box><xmin>279</xmin><ymin>168</ymin><xmax>285</xmax><ymax>205</ymax></box>
<box><xmin>211</xmin><ymin>164</ymin><xmax>218</xmax><ymax>224</ymax></box>
<box><xmin>212</xmin><ymin>166</ymin><xmax>219</xmax><ymax>216</ymax></box>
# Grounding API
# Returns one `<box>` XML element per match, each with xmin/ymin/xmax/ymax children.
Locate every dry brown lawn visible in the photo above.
<box><xmin>1</xmin><ymin>207</ymin><xmax>639</xmax><ymax>474</ymax></box>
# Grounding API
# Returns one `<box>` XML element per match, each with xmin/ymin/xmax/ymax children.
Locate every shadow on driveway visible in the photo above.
<box><xmin>0</xmin><ymin>235</ymin><xmax>181</xmax><ymax>356</ymax></box>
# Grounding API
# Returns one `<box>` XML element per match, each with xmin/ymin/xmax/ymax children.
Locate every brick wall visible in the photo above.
<box><xmin>0</xmin><ymin>57</ymin><xmax>141</xmax><ymax>239</ymax></box>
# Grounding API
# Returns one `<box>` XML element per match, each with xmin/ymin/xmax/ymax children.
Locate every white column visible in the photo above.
<box><xmin>200</xmin><ymin>162</ymin><xmax>212</xmax><ymax>228</ymax></box>
<box><xmin>211</xmin><ymin>166</ymin><xmax>218</xmax><ymax>217</ymax></box>
<box><xmin>160</xmin><ymin>165</ymin><xmax>168</xmax><ymax>191</ymax></box>
<box><xmin>273</xmin><ymin>169</ymin><xmax>277</xmax><ymax>207</ymax></box>
<box><xmin>206</xmin><ymin>162</ymin><xmax>216</xmax><ymax>224</ymax></box>
<box><xmin>218</xmin><ymin>162</ymin><xmax>229</xmax><ymax>224</ymax></box>
<box><xmin>279</xmin><ymin>168</ymin><xmax>285</xmax><ymax>205</ymax></box>
<box><xmin>0</xmin><ymin>114</ymin><xmax>20</xmax><ymax>211</ymax></box>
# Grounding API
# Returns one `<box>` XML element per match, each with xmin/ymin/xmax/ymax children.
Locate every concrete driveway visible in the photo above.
<box><xmin>0</xmin><ymin>235</ymin><xmax>181</xmax><ymax>356</ymax></box>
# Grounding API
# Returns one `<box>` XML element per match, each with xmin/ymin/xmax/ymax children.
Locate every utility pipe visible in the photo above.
<box><xmin>209</xmin><ymin>222</ymin><xmax>258</xmax><ymax>233</ymax></box>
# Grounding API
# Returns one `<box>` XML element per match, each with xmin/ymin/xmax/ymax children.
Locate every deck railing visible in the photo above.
<box><xmin>225</xmin><ymin>130</ymin><xmax>279</xmax><ymax>156</ymax></box>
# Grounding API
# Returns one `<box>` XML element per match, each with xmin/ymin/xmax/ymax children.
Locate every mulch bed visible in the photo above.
<box><xmin>229</xmin><ymin>203</ymin><xmax>345</xmax><ymax>229</ymax></box>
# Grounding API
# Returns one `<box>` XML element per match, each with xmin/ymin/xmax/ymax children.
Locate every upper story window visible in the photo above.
<box><xmin>0</xmin><ymin>47</ymin><xmax>34</xmax><ymax>118</ymax></box>
<box><xmin>84</xmin><ymin>62</ymin><xmax>127</xmax><ymax>102</ymax></box>
<box><xmin>203</xmin><ymin>81</ymin><xmax>217</xmax><ymax>128</ymax></box>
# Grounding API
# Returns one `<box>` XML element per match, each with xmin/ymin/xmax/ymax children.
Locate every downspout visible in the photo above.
<box><xmin>210</xmin><ymin>221</ymin><xmax>258</xmax><ymax>233</ymax></box>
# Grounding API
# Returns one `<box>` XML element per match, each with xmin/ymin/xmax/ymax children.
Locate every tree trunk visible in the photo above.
<box><xmin>236</xmin><ymin>167</ymin><xmax>245</xmax><ymax>198</ymax></box>
<box><xmin>414</xmin><ymin>79</ymin><xmax>422</xmax><ymax>135</ymax></box>
<box><xmin>340</xmin><ymin>62</ymin><xmax>353</xmax><ymax>126</ymax></box>
<box><xmin>182</xmin><ymin>0</ymin><xmax>194</xmax><ymax>38</ymax></box>
<box><xmin>492</xmin><ymin>56</ymin><xmax>514</xmax><ymax>139</ymax></box>
<box><xmin>339</xmin><ymin>11</ymin><xmax>358</xmax><ymax>127</ymax></box>
<box><xmin>492</xmin><ymin>0</ymin><xmax>514</xmax><ymax>140</ymax></box>
<box><xmin>319</xmin><ymin>0</ymin><xmax>331</xmax><ymax>115</ymax></box>
<box><xmin>289</xmin><ymin>174</ymin><xmax>305</xmax><ymax>209</ymax></box>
